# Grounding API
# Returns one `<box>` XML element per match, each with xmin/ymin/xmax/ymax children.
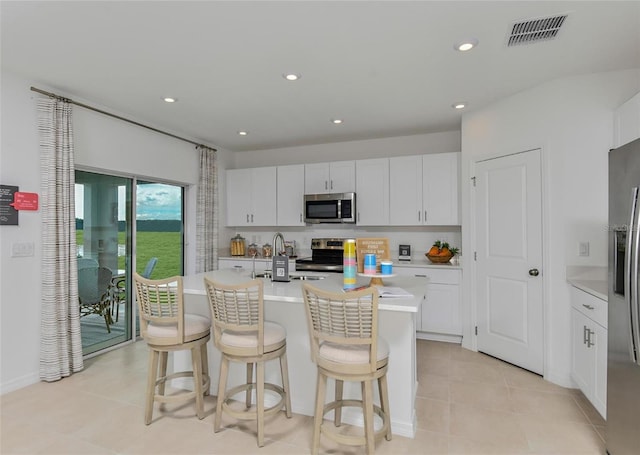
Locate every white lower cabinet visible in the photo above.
<box><xmin>570</xmin><ymin>286</ymin><xmax>607</xmax><ymax>418</ymax></box>
<box><xmin>395</xmin><ymin>266</ymin><xmax>462</xmax><ymax>341</ymax></box>
<box><xmin>218</xmin><ymin>257</ymin><xmax>296</xmax><ymax>273</ymax></box>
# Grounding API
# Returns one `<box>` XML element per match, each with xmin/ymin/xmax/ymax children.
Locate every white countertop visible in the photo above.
<box><xmin>183</xmin><ymin>268</ymin><xmax>422</xmax><ymax>313</ymax></box>
<box><xmin>392</xmin><ymin>257</ymin><xmax>462</xmax><ymax>270</ymax></box>
<box><xmin>566</xmin><ymin>265</ymin><xmax>608</xmax><ymax>301</ymax></box>
<box><xmin>567</xmin><ymin>278</ymin><xmax>608</xmax><ymax>301</ymax></box>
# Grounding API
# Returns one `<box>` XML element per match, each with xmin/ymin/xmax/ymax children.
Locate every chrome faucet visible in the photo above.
<box><xmin>272</xmin><ymin>232</ymin><xmax>286</xmax><ymax>256</ymax></box>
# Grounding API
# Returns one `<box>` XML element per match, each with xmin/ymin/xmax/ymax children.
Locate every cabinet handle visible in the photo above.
<box><xmin>246</xmin><ymin>214</ymin><xmax>250</xmax><ymax>223</ymax></box>
<box><xmin>582</xmin><ymin>304</ymin><xmax>595</xmax><ymax>310</ymax></box>
<box><xmin>414</xmin><ymin>274</ymin><xmax>427</xmax><ymax>278</ymax></box>
<box><xmin>251</xmin><ymin>214</ymin><xmax>254</xmax><ymax>223</ymax></box>
<box><xmin>300</xmin><ymin>213</ymin><xmax>302</xmax><ymax>222</ymax></box>
<box><xmin>331</xmin><ymin>180</ymin><xmax>333</xmax><ymax>190</ymax></box>
<box><xmin>358</xmin><ymin>212</ymin><xmax>360</xmax><ymax>222</ymax></box>
<box><xmin>424</xmin><ymin>210</ymin><xmax>427</xmax><ymax>222</ymax></box>
<box><xmin>583</xmin><ymin>325</ymin><xmax>589</xmax><ymax>345</ymax></box>
<box><xmin>418</xmin><ymin>210</ymin><xmax>421</xmax><ymax>221</ymax></box>
<box><xmin>587</xmin><ymin>328</ymin><xmax>595</xmax><ymax>348</ymax></box>
<box><xmin>325</xmin><ymin>181</ymin><xmax>328</xmax><ymax>190</ymax></box>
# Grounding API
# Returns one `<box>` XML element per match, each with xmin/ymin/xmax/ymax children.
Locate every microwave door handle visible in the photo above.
<box><xmin>626</xmin><ymin>187</ymin><xmax>640</xmax><ymax>364</ymax></box>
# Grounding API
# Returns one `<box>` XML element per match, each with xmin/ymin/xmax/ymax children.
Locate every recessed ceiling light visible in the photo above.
<box><xmin>331</xmin><ymin>119</ymin><xmax>343</xmax><ymax>124</ymax></box>
<box><xmin>454</xmin><ymin>39</ymin><xmax>479</xmax><ymax>52</ymax></box>
<box><xmin>283</xmin><ymin>73</ymin><xmax>301</xmax><ymax>81</ymax></box>
<box><xmin>238</xmin><ymin>131</ymin><xmax>248</xmax><ymax>136</ymax></box>
<box><xmin>452</xmin><ymin>102</ymin><xmax>467</xmax><ymax>109</ymax></box>
<box><xmin>163</xmin><ymin>97</ymin><xmax>177</xmax><ymax>103</ymax></box>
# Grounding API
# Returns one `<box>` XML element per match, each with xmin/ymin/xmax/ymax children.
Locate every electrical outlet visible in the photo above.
<box><xmin>11</xmin><ymin>242</ymin><xmax>34</xmax><ymax>257</ymax></box>
<box><xmin>578</xmin><ymin>241</ymin><xmax>590</xmax><ymax>257</ymax></box>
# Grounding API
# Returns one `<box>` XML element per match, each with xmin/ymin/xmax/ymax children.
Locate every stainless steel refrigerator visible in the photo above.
<box><xmin>608</xmin><ymin>137</ymin><xmax>640</xmax><ymax>454</ymax></box>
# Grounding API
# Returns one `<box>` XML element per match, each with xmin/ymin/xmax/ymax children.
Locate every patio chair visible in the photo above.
<box><xmin>78</xmin><ymin>266</ymin><xmax>114</xmax><ymax>332</ymax></box>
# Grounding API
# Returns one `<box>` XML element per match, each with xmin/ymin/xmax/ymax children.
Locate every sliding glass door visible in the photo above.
<box><xmin>76</xmin><ymin>172</ymin><xmax>185</xmax><ymax>355</ymax></box>
<box><xmin>76</xmin><ymin>171</ymin><xmax>132</xmax><ymax>355</ymax></box>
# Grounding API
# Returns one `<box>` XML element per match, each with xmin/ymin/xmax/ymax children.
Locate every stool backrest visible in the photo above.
<box><xmin>203</xmin><ymin>278</ymin><xmax>264</xmax><ymax>354</ymax></box>
<box><xmin>302</xmin><ymin>283</ymin><xmax>379</xmax><ymax>373</ymax></box>
<box><xmin>133</xmin><ymin>273</ymin><xmax>185</xmax><ymax>344</ymax></box>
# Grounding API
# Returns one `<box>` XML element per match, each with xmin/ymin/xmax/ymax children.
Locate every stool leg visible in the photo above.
<box><xmin>256</xmin><ymin>361</ymin><xmax>265</xmax><ymax>447</ymax></box>
<box><xmin>378</xmin><ymin>374</ymin><xmax>392</xmax><ymax>441</ymax></box>
<box><xmin>158</xmin><ymin>351</ymin><xmax>168</xmax><ymax>396</ymax></box>
<box><xmin>145</xmin><ymin>349</ymin><xmax>159</xmax><ymax>425</ymax></box>
<box><xmin>334</xmin><ymin>379</ymin><xmax>344</xmax><ymax>426</ymax></box>
<box><xmin>362</xmin><ymin>380</ymin><xmax>375</xmax><ymax>455</ymax></box>
<box><xmin>279</xmin><ymin>351</ymin><xmax>292</xmax><ymax>418</ymax></box>
<box><xmin>215</xmin><ymin>355</ymin><xmax>229</xmax><ymax>433</ymax></box>
<box><xmin>201</xmin><ymin>343</ymin><xmax>210</xmax><ymax>396</ymax></box>
<box><xmin>312</xmin><ymin>371</ymin><xmax>327</xmax><ymax>455</ymax></box>
<box><xmin>192</xmin><ymin>346</ymin><xmax>204</xmax><ymax>420</ymax></box>
<box><xmin>246</xmin><ymin>363</ymin><xmax>254</xmax><ymax>409</ymax></box>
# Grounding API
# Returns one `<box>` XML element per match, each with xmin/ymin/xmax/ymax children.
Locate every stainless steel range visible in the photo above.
<box><xmin>295</xmin><ymin>238</ymin><xmax>346</xmax><ymax>273</ymax></box>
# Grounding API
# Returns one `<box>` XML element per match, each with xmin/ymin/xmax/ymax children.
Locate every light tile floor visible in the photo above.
<box><xmin>1</xmin><ymin>340</ymin><xmax>606</xmax><ymax>454</ymax></box>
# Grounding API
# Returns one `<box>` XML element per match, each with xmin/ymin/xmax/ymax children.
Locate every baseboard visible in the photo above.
<box><xmin>339</xmin><ymin>407</ymin><xmax>417</xmax><ymax>438</ymax></box>
<box><xmin>544</xmin><ymin>368</ymin><xmax>574</xmax><ymax>389</ymax></box>
<box><xmin>416</xmin><ymin>331</ymin><xmax>462</xmax><ymax>344</ymax></box>
<box><xmin>0</xmin><ymin>371</ymin><xmax>40</xmax><ymax>395</ymax></box>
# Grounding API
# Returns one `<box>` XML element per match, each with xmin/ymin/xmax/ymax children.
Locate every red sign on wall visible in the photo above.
<box><xmin>10</xmin><ymin>192</ymin><xmax>39</xmax><ymax>211</ymax></box>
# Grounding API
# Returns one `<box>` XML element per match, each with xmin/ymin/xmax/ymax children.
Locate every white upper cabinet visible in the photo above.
<box><xmin>422</xmin><ymin>152</ymin><xmax>460</xmax><ymax>225</ymax></box>
<box><xmin>356</xmin><ymin>158</ymin><xmax>389</xmax><ymax>225</ymax></box>
<box><xmin>305</xmin><ymin>161</ymin><xmax>355</xmax><ymax>194</ymax></box>
<box><xmin>389</xmin><ymin>155</ymin><xmax>423</xmax><ymax>225</ymax></box>
<box><xmin>225</xmin><ymin>167</ymin><xmax>277</xmax><ymax>227</ymax></box>
<box><xmin>389</xmin><ymin>153</ymin><xmax>460</xmax><ymax>226</ymax></box>
<box><xmin>277</xmin><ymin>164</ymin><xmax>305</xmax><ymax>226</ymax></box>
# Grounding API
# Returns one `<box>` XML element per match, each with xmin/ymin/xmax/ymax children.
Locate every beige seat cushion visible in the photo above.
<box><xmin>147</xmin><ymin>314</ymin><xmax>210</xmax><ymax>339</ymax></box>
<box><xmin>220</xmin><ymin>321</ymin><xmax>286</xmax><ymax>348</ymax></box>
<box><xmin>319</xmin><ymin>336</ymin><xmax>389</xmax><ymax>365</ymax></box>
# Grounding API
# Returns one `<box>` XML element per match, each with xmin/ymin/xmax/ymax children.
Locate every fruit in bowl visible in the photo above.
<box><xmin>425</xmin><ymin>241</ymin><xmax>458</xmax><ymax>263</ymax></box>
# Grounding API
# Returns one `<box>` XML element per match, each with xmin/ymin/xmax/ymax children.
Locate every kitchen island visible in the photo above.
<box><xmin>179</xmin><ymin>268</ymin><xmax>423</xmax><ymax>438</ymax></box>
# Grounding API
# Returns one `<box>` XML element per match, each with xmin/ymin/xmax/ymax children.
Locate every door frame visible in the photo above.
<box><xmin>466</xmin><ymin>147</ymin><xmax>551</xmax><ymax>378</ymax></box>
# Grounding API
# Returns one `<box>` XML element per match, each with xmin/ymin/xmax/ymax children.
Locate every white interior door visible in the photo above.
<box><xmin>474</xmin><ymin>149</ymin><xmax>543</xmax><ymax>374</ymax></box>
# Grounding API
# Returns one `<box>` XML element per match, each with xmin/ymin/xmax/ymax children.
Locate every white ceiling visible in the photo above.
<box><xmin>2</xmin><ymin>1</ymin><xmax>639</xmax><ymax>152</ymax></box>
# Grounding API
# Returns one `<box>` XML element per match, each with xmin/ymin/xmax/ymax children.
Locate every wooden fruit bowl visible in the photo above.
<box><xmin>425</xmin><ymin>253</ymin><xmax>453</xmax><ymax>263</ymax></box>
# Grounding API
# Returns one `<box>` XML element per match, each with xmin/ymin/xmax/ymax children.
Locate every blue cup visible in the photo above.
<box><xmin>381</xmin><ymin>261</ymin><xmax>393</xmax><ymax>275</ymax></box>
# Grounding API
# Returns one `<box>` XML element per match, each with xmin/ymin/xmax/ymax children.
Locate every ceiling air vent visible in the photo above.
<box><xmin>507</xmin><ymin>14</ymin><xmax>568</xmax><ymax>46</ymax></box>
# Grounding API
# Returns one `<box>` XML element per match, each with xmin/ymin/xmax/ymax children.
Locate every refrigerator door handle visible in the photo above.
<box><xmin>626</xmin><ymin>187</ymin><xmax>640</xmax><ymax>364</ymax></box>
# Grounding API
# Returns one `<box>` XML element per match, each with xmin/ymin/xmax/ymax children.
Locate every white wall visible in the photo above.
<box><xmin>0</xmin><ymin>70</ymin><xmax>227</xmax><ymax>393</ymax></box>
<box><xmin>234</xmin><ymin>131</ymin><xmax>461</xmax><ymax>168</ymax></box>
<box><xmin>460</xmin><ymin>69</ymin><xmax>640</xmax><ymax>387</ymax></box>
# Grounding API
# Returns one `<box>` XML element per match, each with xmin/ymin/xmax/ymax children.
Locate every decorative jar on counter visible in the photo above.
<box><xmin>262</xmin><ymin>243</ymin><xmax>272</xmax><ymax>258</ymax></box>
<box><xmin>230</xmin><ymin>234</ymin><xmax>246</xmax><ymax>256</ymax></box>
<box><xmin>247</xmin><ymin>243</ymin><xmax>259</xmax><ymax>257</ymax></box>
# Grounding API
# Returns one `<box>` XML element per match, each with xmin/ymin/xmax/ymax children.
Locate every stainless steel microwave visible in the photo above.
<box><xmin>304</xmin><ymin>192</ymin><xmax>356</xmax><ymax>224</ymax></box>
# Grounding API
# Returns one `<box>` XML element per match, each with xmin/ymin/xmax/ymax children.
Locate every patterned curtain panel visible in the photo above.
<box><xmin>196</xmin><ymin>145</ymin><xmax>218</xmax><ymax>273</ymax></box>
<box><xmin>37</xmin><ymin>97</ymin><xmax>83</xmax><ymax>381</ymax></box>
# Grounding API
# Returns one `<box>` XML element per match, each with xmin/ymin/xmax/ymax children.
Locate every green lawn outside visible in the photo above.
<box><xmin>76</xmin><ymin>231</ymin><xmax>182</xmax><ymax>279</ymax></box>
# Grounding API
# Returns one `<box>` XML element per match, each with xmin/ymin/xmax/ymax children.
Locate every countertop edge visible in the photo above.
<box><xmin>567</xmin><ymin>279</ymin><xmax>608</xmax><ymax>301</ymax></box>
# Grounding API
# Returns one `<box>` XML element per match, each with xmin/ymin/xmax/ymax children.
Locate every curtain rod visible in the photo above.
<box><xmin>30</xmin><ymin>86</ymin><xmax>216</xmax><ymax>151</ymax></box>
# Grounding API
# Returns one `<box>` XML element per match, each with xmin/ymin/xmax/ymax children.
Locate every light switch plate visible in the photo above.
<box><xmin>12</xmin><ymin>242</ymin><xmax>34</xmax><ymax>257</ymax></box>
<box><xmin>578</xmin><ymin>241</ymin><xmax>590</xmax><ymax>257</ymax></box>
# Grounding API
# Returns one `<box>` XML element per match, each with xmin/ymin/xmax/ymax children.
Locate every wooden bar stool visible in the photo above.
<box><xmin>204</xmin><ymin>277</ymin><xmax>292</xmax><ymax>447</ymax></box>
<box><xmin>302</xmin><ymin>283</ymin><xmax>392</xmax><ymax>455</ymax></box>
<box><xmin>133</xmin><ymin>273</ymin><xmax>211</xmax><ymax>425</ymax></box>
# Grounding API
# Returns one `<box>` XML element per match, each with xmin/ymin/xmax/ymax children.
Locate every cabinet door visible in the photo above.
<box><xmin>226</xmin><ymin>168</ymin><xmax>252</xmax><ymax>226</ymax></box>
<box><xmin>422</xmin><ymin>283</ymin><xmax>461</xmax><ymax>335</ymax></box>
<box><xmin>329</xmin><ymin>161</ymin><xmax>356</xmax><ymax>193</ymax></box>
<box><xmin>571</xmin><ymin>308</ymin><xmax>593</xmax><ymax>395</ymax></box>
<box><xmin>305</xmin><ymin>163</ymin><xmax>330</xmax><ymax>193</ymax></box>
<box><xmin>250</xmin><ymin>167</ymin><xmax>277</xmax><ymax>226</ymax></box>
<box><xmin>422</xmin><ymin>152</ymin><xmax>460</xmax><ymax>225</ymax></box>
<box><xmin>592</xmin><ymin>322</ymin><xmax>607</xmax><ymax>418</ymax></box>
<box><xmin>277</xmin><ymin>164</ymin><xmax>305</xmax><ymax>226</ymax></box>
<box><xmin>356</xmin><ymin>158</ymin><xmax>389</xmax><ymax>225</ymax></box>
<box><xmin>389</xmin><ymin>155</ymin><xmax>423</xmax><ymax>225</ymax></box>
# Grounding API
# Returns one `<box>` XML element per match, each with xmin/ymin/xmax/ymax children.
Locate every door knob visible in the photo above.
<box><xmin>529</xmin><ymin>268</ymin><xmax>540</xmax><ymax>277</ymax></box>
